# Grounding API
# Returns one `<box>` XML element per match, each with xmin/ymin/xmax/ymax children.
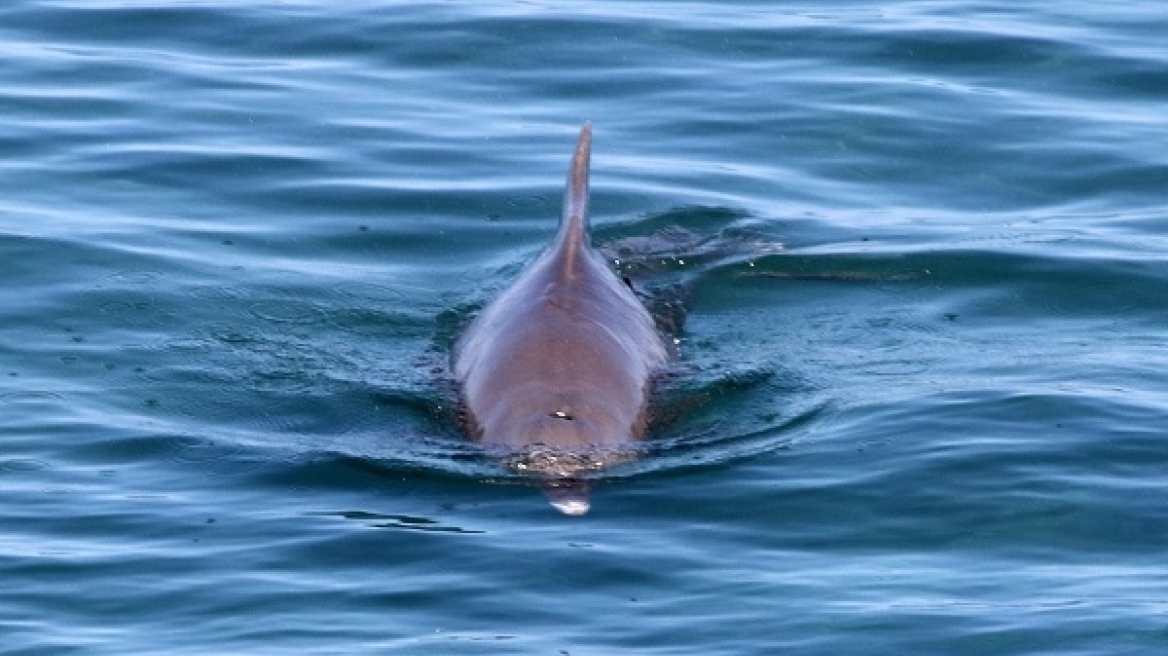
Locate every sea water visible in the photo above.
<box><xmin>2</xmin><ymin>2</ymin><xmax>1167</xmax><ymax>654</ymax></box>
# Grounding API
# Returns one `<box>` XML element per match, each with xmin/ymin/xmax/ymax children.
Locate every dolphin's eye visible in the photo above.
<box><xmin>550</xmin><ymin>410</ymin><xmax>574</xmax><ymax>421</ymax></box>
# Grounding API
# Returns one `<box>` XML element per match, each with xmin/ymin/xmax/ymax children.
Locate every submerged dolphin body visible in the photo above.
<box><xmin>454</xmin><ymin>124</ymin><xmax>669</xmax><ymax>515</ymax></box>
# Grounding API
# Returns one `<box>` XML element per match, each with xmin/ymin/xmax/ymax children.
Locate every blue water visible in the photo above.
<box><xmin>3</xmin><ymin>2</ymin><xmax>1167</xmax><ymax>654</ymax></box>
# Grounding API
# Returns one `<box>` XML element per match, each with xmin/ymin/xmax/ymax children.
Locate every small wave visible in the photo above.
<box><xmin>305</xmin><ymin>509</ymin><xmax>484</xmax><ymax>534</ymax></box>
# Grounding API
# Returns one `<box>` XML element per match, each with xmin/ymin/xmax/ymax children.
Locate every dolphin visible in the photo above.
<box><xmin>453</xmin><ymin>123</ymin><xmax>669</xmax><ymax>515</ymax></box>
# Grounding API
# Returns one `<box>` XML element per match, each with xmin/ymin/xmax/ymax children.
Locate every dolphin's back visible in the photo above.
<box><xmin>453</xmin><ymin>123</ymin><xmax>668</xmax><ymax>514</ymax></box>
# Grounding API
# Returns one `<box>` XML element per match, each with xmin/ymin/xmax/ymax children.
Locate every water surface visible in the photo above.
<box><xmin>2</xmin><ymin>1</ymin><xmax>1167</xmax><ymax>654</ymax></box>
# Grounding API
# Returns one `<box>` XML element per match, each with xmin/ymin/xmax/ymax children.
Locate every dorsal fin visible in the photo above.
<box><xmin>552</xmin><ymin>122</ymin><xmax>591</xmax><ymax>277</ymax></box>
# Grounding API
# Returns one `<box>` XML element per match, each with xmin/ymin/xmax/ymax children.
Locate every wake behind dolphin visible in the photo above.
<box><xmin>453</xmin><ymin>123</ymin><xmax>669</xmax><ymax>515</ymax></box>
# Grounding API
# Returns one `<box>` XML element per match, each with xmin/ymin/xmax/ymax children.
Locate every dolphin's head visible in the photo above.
<box><xmin>474</xmin><ymin>386</ymin><xmax>645</xmax><ymax>515</ymax></box>
<box><xmin>502</xmin><ymin>441</ymin><xmax>601</xmax><ymax>516</ymax></box>
<box><xmin>501</xmin><ymin>412</ymin><xmax>634</xmax><ymax>470</ymax></box>
<box><xmin>496</xmin><ymin>413</ymin><xmax>639</xmax><ymax>516</ymax></box>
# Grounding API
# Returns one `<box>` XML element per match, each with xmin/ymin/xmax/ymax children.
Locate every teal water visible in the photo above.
<box><xmin>3</xmin><ymin>1</ymin><xmax>1167</xmax><ymax>654</ymax></box>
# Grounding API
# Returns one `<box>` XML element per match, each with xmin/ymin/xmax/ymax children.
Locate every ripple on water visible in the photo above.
<box><xmin>305</xmin><ymin>510</ymin><xmax>486</xmax><ymax>534</ymax></box>
<box><xmin>327</xmin><ymin>359</ymin><xmax>831</xmax><ymax>493</ymax></box>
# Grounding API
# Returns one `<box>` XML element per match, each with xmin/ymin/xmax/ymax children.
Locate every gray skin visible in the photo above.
<box><xmin>454</xmin><ymin>123</ymin><xmax>668</xmax><ymax>515</ymax></box>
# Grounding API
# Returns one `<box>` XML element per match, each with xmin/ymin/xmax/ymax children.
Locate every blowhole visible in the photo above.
<box><xmin>550</xmin><ymin>410</ymin><xmax>574</xmax><ymax>421</ymax></box>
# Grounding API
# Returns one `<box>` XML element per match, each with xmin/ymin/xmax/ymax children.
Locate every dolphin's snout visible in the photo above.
<box><xmin>543</xmin><ymin>480</ymin><xmax>591</xmax><ymax>516</ymax></box>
